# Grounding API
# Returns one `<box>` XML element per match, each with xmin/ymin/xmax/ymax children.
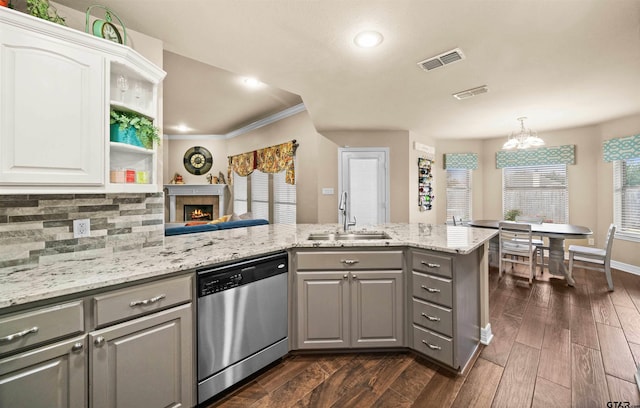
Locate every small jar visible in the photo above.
<box><xmin>110</xmin><ymin>169</ymin><xmax>125</xmax><ymax>183</ymax></box>
<box><xmin>136</xmin><ymin>171</ymin><xmax>148</xmax><ymax>184</ymax></box>
<box><xmin>125</xmin><ymin>169</ymin><xmax>136</xmax><ymax>183</ymax></box>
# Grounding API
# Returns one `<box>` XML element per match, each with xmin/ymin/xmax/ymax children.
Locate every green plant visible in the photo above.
<box><xmin>504</xmin><ymin>209</ymin><xmax>522</xmax><ymax>221</ymax></box>
<box><xmin>26</xmin><ymin>0</ymin><xmax>66</xmax><ymax>25</ymax></box>
<box><xmin>110</xmin><ymin>110</ymin><xmax>160</xmax><ymax>149</ymax></box>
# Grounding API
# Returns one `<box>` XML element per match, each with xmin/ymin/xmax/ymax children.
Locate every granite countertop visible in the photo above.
<box><xmin>0</xmin><ymin>223</ymin><xmax>497</xmax><ymax>310</ymax></box>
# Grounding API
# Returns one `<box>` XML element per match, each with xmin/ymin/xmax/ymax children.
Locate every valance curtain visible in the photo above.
<box><xmin>227</xmin><ymin>140</ymin><xmax>297</xmax><ymax>185</ymax></box>
<box><xmin>443</xmin><ymin>153</ymin><xmax>478</xmax><ymax>170</ymax></box>
<box><xmin>496</xmin><ymin>145</ymin><xmax>575</xmax><ymax>168</ymax></box>
<box><xmin>603</xmin><ymin>134</ymin><xmax>640</xmax><ymax>162</ymax></box>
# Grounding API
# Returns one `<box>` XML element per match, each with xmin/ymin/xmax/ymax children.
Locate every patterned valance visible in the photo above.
<box><xmin>603</xmin><ymin>134</ymin><xmax>640</xmax><ymax>162</ymax></box>
<box><xmin>496</xmin><ymin>145</ymin><xmax>575</xmax><ymax>168</ymax></box>
<box><xmin>443</xmin><ymin>153</ymin><xmax>478</xmax><ymax>170</ymax></box>
<box><xmin>228</xmin><ymin>140</ymin><xmax>297</xmax><ymax>185</ymax></box>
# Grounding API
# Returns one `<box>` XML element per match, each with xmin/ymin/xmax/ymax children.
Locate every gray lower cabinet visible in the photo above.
<box><xmin>295</xmin><ymin>250</ymin><xmax>404</xmax><ymax>349</ymax></box>
<box><xmin>0</xmin><ymin>335</ymin><xmax>87</xmax><ymax>408</ymax></box>
<box><xmin>90</xmin><ymin>303</ymin><xmax>192</xmax><ymax>408</ymax></box>
<box><xmin>410</xmin><ymin>248</ymin><xmax>480</xmax><ymax>371</ymax></box>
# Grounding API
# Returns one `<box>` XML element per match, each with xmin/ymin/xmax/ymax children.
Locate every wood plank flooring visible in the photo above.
<box><xmin>206</xmin><ymin>266</ymin><xmax>640</xmax><ymax>408</ymax></box>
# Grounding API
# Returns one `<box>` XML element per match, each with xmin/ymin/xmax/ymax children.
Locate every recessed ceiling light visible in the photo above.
<box><xmin>176</xmin><ymin>124</ymin><xmax>191</xmax><ymax>132</ymax></box>
<box><xmin>243</xmin><ymin>77</ymin><xmax>262</xmax><ymax>87</ymax></box>
<box><xmin>354</xmin><ymin>31</ymin><xmax>383</xmax><ymax>48</ymax></box>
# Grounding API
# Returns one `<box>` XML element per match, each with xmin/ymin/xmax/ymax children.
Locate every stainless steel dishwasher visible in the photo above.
<box><xmin>196</xmin><ymin>252</ymin><xmax>288</xmax><ymax>404</ymax></box>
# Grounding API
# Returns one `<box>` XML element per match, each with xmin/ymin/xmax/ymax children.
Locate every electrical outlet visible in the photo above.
<box><xmin>73</xmin><ymin>219</ymin><xmax>91</xmax><ymax>238</ymax></box>
<box><xmin>588</xmin><ymin>238</ymin><xmax>595</xmax><ymax>246</ymax></box>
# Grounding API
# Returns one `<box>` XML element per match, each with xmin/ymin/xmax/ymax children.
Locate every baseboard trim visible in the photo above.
<box><xmin>480</xmin><ymin>323</ymin><xmax>493</xmax><ymax>345</ymax></box>
<box><xmin>611</xmin><ymin>260</ymin><xmax>640</xmax><ymax>276</ymax></box>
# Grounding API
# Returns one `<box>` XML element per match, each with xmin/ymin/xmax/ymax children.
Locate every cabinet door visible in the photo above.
<box><xmin>0</xmin><ymin>335</ymin><xmax>87</xmax><ymax>408</ymax></box>
<box><xmin>0</xmin><ymin>27</ymin><xmax>104</xmax><ymax>186</ymax></box>
<box><xmin>90</xmin><ymin>303</ymin><xmax>192</xmax><ymax>408</ymax></box>
<box><xmin>296</xmin><ymin>272</ymin><xmax>349</xmax><ymax>349</ymax></box>
<box><xmin>350</xmin><ymin>270</ymin><xmax>404</xmax><ymax>348</ymax></box>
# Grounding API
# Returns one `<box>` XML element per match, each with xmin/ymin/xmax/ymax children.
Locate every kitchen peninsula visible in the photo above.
<box><xmin>0</xmin><ymin>223</ymin><xmax>496</xmax><ymax>407</ymax></box>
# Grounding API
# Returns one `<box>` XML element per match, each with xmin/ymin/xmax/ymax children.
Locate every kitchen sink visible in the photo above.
<box><xmin>307</xmin><ymin>232</ymin><xmax>392</xmax><ymax>241</ymax></box>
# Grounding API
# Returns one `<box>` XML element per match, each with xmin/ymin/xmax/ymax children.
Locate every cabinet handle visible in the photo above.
<box><xmin>94</xmin><ymin>336</ymin><xmax>106</xmax><ymax>347</ymax></box>
<box><xmin>341</xmin><ymin>259</ymin><xmax>359</xmax><ymax>265</ymax></box>
<box><xmin>71</xmin><ymin>342</ymin><xmax>84</xmax><ymax>353</ymax></box>
<box><xmin>421</xmin><ymin>313</ymin><xmax>441</xmax><ymax>322</ymax></box>
<box><xmin>129</xmin><ymin>294</ymin><xmax>166</xmax><ymax>307</ymax></box>
<box><xmin>352</xmin><ymin>274</ymin><xmax>358</xmax><ymax>279</ymax></box>
<box><xmin>421</xmin><ymin>285</ymin><xmax>441</xmax><ymax>293</ymax></box>
<box><xmin>421</xmin><ymin>340</ymin><xmax>442</xmax><ymax>350</ymax></box>
<box><xmin>0</xmin><ymin>326</ymin><xmax>38</xmax><ymax>344</ymax></box>
<box><xmin>343</xmin><ymin>274</ymin><xmax>349</xmax><ymax>280</ymax></box>
<box><xmin>421</xmin><ymin>261</ymin><xmax>441</xmax><ymax>268</ymax></box>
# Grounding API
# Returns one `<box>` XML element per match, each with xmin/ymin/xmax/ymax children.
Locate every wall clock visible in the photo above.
<box><xmin>85</xmin><ymin>6</ymin><xmax>128</xmax><ymax>45</ymax></box>
<box><xmin>183</xmin><ymin>146</ymin><xmax>213</xmax><ymax>175</ymax></box>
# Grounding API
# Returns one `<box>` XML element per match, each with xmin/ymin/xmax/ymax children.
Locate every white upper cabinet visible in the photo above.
<box><xmin>0</xmin><ymin>8</ymin><xmax>166</xmax><ymax>194</ymax></box>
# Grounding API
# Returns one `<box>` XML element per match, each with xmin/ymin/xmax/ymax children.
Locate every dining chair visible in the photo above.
<box><xmin>568</xmin><ymin>224</ymin><xmax>616</xmax><ymax>291</ymax></box>
<box><xmin>498</xmin><ymin>221</ymin><xmax>539</xmax><ymax>284</ymax></box>
<box><xmin>515</xmin><ymin>215</ymin><xmax>548</xmax><ymax>273</ymax></box>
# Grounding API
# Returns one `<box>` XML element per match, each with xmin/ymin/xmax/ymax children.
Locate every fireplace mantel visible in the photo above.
<box><xmin>164</xmin><ymin>184</ymin><xmax>227</xmax><ymax>222</ymax></box>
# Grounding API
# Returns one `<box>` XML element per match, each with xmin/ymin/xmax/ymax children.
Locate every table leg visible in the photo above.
<box><xmin>547</xmin><ymin>237</ymin><xmax>575</xmax><ymax>286</ymax></box>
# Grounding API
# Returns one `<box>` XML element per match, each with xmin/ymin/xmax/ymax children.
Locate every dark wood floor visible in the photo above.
<box><xmin>207</xmin><ymin>266</ymin><xmax>640</xmax><ymax>408</ymax></box>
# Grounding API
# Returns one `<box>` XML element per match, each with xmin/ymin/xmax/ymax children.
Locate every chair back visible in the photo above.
<box><xmin>604</xmin><ymin>224</ymin><xmax>616</xmax><ymax>262</ymax></box>
<box><xmin>499</xmin><ymin>221</ymin><xmax>533</xmax><ymax>254</ymax></box>
<box><xmin>452</xmin><ymin>216</ymin><xmax>461</xmax><ymax>226</ymax></box>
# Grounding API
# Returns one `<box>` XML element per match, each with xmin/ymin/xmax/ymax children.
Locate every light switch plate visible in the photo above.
<box><xmin>73</xmin><ymin>219</ymin><xmax>91</xmax><ymax>238</ymax></box>
<box><xmin>322</xmin><ymin>188</ymin><xmax>334</xmax><ymax>195</ymax></box>
<box><xmin>588</xmin><ymin>238</ymin><xmax>595</xmax><ymax>246</ymax></box>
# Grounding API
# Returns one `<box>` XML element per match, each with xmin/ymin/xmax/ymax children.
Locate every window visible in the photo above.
<box><xmin>232</xmin><ymin>172</ymin><xmax>247</xmax><ymax>214</ymax></box>
<box><xmin>446</xmin><ymin>168</ymin><xmax>472</xmax><ymax>221</ymax></box>
<box><xmin>251</xmin><ymin>171</ymin><xmax>269</xmax><ymax>221</ymax></box>
<box><xmin>503</xmin><ymin>164</ymin><xmax>568</xmax><ymax>223</ymax></box>
<box><xmin>273</xmin><ymin>171</ymin><xmax>297</xmax><ymax>224</ymax></box>
<box><xmin>614</xmin><ymin>158</ymin><xmax>640</xmax><ymax>240</ymax></box>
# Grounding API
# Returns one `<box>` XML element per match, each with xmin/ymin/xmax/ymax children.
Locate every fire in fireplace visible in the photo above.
<box><xmin>184</xmin><ymin>204</ymin><xmax>214</xmax><ymax>221</ymax></box>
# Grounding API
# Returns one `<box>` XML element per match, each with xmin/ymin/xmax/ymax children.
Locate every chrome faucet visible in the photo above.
<box><xmin>338</xmin><ymin>191</ymin><xmax>356</xmax><ymax>232</ymax></box>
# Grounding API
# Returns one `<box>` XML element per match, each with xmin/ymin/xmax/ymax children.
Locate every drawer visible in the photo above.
<box><xmin>0</xmin><ymin>300</ymin><xmax>84</xmax><ymax>355</ymax></box>
<box><xmin>412</xmin><ymin>298</ymin><xmax>453</xmax><ymax>337</ymax></box>
<box><xmin>413</xmin><ymin>324</ymin><xmax>453</xmax><ymax>367</ymax></box>
<box><xmin>412</xmin><ymin>271</ymin><xmax>453</xmax><ymax>307</ymax></box>
<box><xmin>296</xmin><ymin>251</ymin><xmax>403</xmax><ymax>271</ymax></box>
<box><xmin>412</xmin><ymin>251</ymin><xmax>452</xmax><ymax>278</ymax></box>
<box><xmin>93</xmin><ymin>275</ymin><xmax>192</xmax><ymax>327</ymax></box>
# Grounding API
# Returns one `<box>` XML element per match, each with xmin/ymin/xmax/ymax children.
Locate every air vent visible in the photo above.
<box><xmin>417</xmin><ymin>48</ymin><xmax>465</xmax><ymax>71</ymax></box>
<box><xmin>452</xmin><ymin>85</ymin><xmax>489</xmax><ymax>100</ymax></box>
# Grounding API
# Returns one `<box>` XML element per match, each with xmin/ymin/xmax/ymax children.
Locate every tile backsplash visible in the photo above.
<box><xmin>0</xmin><ymin>193</ymin><xmax>164</xmax><ymax>269</ymax></box>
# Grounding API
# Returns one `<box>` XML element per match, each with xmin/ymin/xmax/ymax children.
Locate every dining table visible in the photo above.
<box><xmin>467</xmin><ymin>220</ymin><xmax>593</xmax><ymax>286</ymax></box>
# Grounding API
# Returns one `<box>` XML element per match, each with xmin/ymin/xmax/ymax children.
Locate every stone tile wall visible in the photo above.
<box><xmin>0</xmin><ymin>193</ymin><xmax>164</xmax><ymax>269</ymax></box>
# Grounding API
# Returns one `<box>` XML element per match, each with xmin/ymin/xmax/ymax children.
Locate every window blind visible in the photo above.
<box><xmin>251</xmin><ymin>170</ymin><xmax>269</xmax><ymax>221</ymax></box>
<box><xmin>274</xmin><ymin>170</ymin><xmax>296</xmax><ymax>224</ymax></box>
<box><xmin>446</xmin><ymin>169</ymin><xmax>471</xmax><ymax>220</ymax></box>
<box><xmin>503</xmin><ymin>164</ymin><xmax>568</xmax><ymax>223</ymax></box>
<box><xmin>614</xmin><ymin>158</ymin><xmax>640</xmax><ymax>240</ymax></box>
<box><xmin>232</xmin><ymin>172</ymin><xmax>247</xmax><ymax>214</ymax></box>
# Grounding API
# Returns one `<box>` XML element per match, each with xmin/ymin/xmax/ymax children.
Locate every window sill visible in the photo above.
<box><xmin>615</xmin><ymin>231</ymin><xmax>640</xmax><ymax>243</ymax></box>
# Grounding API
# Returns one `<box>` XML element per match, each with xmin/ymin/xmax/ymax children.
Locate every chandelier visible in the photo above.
<box><xmin>502</xmin><ymin>117</ymin><xmax>545</xmax><ymax>150</ymax></box>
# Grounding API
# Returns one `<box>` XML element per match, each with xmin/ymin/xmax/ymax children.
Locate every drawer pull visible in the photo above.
<box><xmin>421</xmin><ymin>261</ymin><xmax>441</xmax><ymax>268</ymax></box>
<box><xmin>94</xmin><ymin>336</ymin><xmax>105</xmax><ymax>347</ymax></box>
<box><xmin>343</xmin><ymin>274</ymin><xmax>349</xmax><ymax>280</ymax></box>
<box><xmin>71</xmin><ymin>342</ymin><xmax>84</xmax><ymax>353</ymax></box>
<box><xmin>129</xmin><ymin>294</ymin><xmax>166</xmax><ymax>307</ymax></box>
<box><xmin>421</xmin><ymin>313</ymin><xmax>441</xmax><ymax>322</ymax></box>
<box><xmin>341</xmin><ymin>259</ymin><xmax>359</xmax><ymax>265</ymax></box>
<box><xmin>0</xmin><ymin>326</ymin><xmax>38</xmax><ymax>344</ymax></box>
<box><xmin>421</xmin><ymin>340</ymin><xmax>442</xmax><ymax>350</ymax></box>
<box><xmin>421</xmin><ymin>285</ymin><xmax>441</xmax><ymax>293</ymax></box>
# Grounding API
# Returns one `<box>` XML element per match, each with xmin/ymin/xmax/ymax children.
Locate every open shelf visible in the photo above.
<box><xmin>110</xmin><ymin>141</ymin><xmax>154</xmax><ymax>155</ymax></box>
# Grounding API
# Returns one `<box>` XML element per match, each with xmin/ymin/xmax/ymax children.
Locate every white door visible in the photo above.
<box><xmin>339</xmin><ymin>148</ymin><xmax>389</xmax><ymax>226</ymax></box>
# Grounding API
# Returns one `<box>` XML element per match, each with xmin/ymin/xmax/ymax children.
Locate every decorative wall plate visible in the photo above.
<box><xmin>183</xmin><ymin>146</ymin><xmax>213</xmax><ymax>175</ymax></box>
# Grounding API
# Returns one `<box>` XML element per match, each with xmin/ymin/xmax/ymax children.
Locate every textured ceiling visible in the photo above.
<box><xmin>55</xmin><ymin>0</ymin><xmax>640</xmax><ymax>139</ymax></box>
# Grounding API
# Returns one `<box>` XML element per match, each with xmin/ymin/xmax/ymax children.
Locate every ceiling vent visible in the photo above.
<box><xmin>417</xmin><ymin>48</ymin><xmax>465</xmax><ymax>71</ymax></box>
<box><xmin>452</xmin><ymin>85</ymin><xmax>489</xmax><ymax>100</ymax></box>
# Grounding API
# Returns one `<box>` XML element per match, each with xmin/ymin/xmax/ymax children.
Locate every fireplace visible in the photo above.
<box><xmin>184</xmin><ymin>204</ymin><xmax>214</xmax><ymax>221</ymax></box>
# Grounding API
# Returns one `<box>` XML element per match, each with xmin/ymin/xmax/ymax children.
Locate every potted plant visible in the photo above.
<box><xmin>504</xmin><ymin>209</ymin><xmax>522</xmax><ymax>221</ymax></box>
<box><xmin>26</xmin><ymin>0</ymin><xmax>66</xmax><ymax>25</ymax></box>
<box><xmin>110</xmin><ymin>110</ymin><xmax>160</xmax><ymax>149</ymax></box>
<box><xmin>1</xmin><ymin>1</ymin><xmax>10</xmax><ymax>8</ymax></box>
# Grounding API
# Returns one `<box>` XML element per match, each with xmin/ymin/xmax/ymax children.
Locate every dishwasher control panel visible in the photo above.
<box><xmin>200</xmin><ymin>273</ymin><xmax>243</xmax><ymax>296</ymax></box>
